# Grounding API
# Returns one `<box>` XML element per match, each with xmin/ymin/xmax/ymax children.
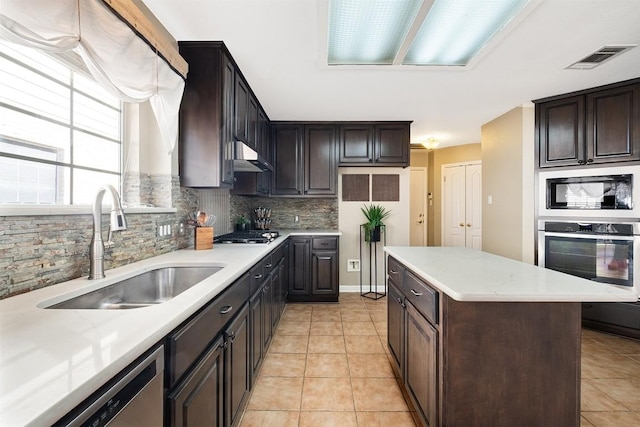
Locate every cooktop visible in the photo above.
<box><xmin>214</xmin><ymin>230</ymin><xmax>279</xmax><ymax>244</ymax></box>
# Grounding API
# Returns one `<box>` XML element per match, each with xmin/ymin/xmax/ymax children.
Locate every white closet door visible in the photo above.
<box><xmin>442</xmin><ymin>163</ymin><xmax>482</xmax><ymax>248</ymax></box>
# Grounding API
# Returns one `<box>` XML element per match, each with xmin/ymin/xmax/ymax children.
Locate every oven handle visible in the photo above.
<box><xmin>543</xmin><ymin>232</ymin><xmax>636</xmax><ymax>241</ymax></box>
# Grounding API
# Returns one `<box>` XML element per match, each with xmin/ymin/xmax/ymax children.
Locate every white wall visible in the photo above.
<box><xmin>481</xmin><ymin>106</ymin><xmax>535</xmax><ymax>263</ymax></box>
<box><xmin>338</xmin><ymin>167</ymin><xmax>411</xmax><ymax>292</ymax></box>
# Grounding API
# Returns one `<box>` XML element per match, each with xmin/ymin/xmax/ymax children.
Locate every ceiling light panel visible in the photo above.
<box><xmin>403</xmin><ymin>0</ymin><xmax>530</xmax><ymax>66</ymax></box>
<box><xmin>328</xmin><ymin>0</ymin><xmax>422</xmax><ymax>65</ymax></box>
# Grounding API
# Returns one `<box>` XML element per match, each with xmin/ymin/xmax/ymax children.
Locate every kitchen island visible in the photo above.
<box><xmin>384</xmin><ymin>246</ymin><xmax>637</xmax><ymax>427</ymax></box>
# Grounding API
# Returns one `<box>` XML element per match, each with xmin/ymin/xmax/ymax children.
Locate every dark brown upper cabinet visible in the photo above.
<box><xmin>338</xmin><ymin>122</ymin><xmax>411</xmax><ymax>167</ymax></box>
<box><xmin>178</xmin><ymin>41</ymin><xmax>236</xmax><ymax>188</ymax></box>
<box><xmin>271</xmin><ymin>123</ymin><xmax>337</xmax><ymax>197</ymax></box>
<box><xmin>234</xmin><ymin>76</ymin><xmax>250</xmax><ymax>146</ymax></box>
<box><xmin>537</xmin><ymin>79</ymin><xmax>640</xmax><ymax>168</ymax></box>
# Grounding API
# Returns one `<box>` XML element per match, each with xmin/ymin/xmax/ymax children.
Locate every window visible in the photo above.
<box><xmin>0</xmin><ymin>40</ymin><xmax>122</xmax><ymax>205</ymax></box>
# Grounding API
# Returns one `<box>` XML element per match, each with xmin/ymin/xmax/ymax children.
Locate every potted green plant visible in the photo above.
<box><xmin>361</xmin><ymin>203</ymin><xmax>390</xmax><ymax>242</ymax></box>
<box><xmin>235</xmin><ymin>215</ymin><xmax>251</xmax><ymax>232</ymax></box>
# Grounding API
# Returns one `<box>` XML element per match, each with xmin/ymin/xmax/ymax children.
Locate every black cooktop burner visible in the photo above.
<box><xmin>214</xmin><ymin>230</ymin><xmax>279</xmax><ymax>244</ymax></box>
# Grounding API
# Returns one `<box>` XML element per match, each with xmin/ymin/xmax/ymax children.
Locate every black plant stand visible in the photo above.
<box><xmin>360</xmin><ymin>224</ymin><xmax>387</xmax><ymax>300</ymax></box>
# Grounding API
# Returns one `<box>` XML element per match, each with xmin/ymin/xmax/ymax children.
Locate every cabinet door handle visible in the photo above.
<box><xmin>389</xmin><ymin>269</ymin><xmax>398</xmax><ymax>274</ymax></box>
<box><xmin>459</xmin><ymin>223</ymin><xmax>464</xmax><ymax>227</ymax></box>
<box><xmin>410</xmin><ymin>289</ymin><xmax>423</xmax><ymax>296</ymax></box>
<box><xmin>578</xmin><ymin>160</ymin><xmax>586</xmax><ymax>165</ymax></box>
<box><xmin>466</xmin><ymin>223</ymin><xmax>471</xmax><ymax>227</ymax></box>
<box><xmin>254</xmin><ymin>274</ymin><xmax>263</xmax><ymax>279</ymax></box>
<box><xmin>587</xmin><ymin>158</ymin><xmax>594</xmax><ymax>163</ymax></box>
<box><xmin>396</xmin><ymin>297</ymin><xmax>403</xmax><ymax>304</ymax></box>
<box><xmin>220</xmin><ymin>305</ymin><xmax>233</xmax><ymax>314</ymax></box>
<box><xmin>228</xmin><ymin>331</ymin><xmax>236</xmax><ymax>340</ymax></box>
<box><xmin>265</xmin><ymin>263</ymin><xmax>272</xmax><ymax>268</ymax></box>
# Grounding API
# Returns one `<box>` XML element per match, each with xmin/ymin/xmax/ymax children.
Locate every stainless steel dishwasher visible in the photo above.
<box><xmin>54</xmin><ymin>346</ymin><xmax>164</xmax><ymax>427</ymax></box>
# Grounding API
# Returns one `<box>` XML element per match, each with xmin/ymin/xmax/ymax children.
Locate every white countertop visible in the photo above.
<box><xmin>384</xmin><ymin>247</ymin><xmax>639</xmax><ymax>303</ymax></box>
<box><xmin>0</xmin><ymin>230</ymin><xmax>339</xmax><ymax>427</ymax></box>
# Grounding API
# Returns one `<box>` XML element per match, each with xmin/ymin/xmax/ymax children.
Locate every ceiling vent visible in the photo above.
<box><xmin>567</xmin><ymin>45</ymin><xmax>636</xmax><ymax>69</ymax></box>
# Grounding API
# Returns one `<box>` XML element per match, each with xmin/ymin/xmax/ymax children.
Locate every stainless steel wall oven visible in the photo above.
<box><xmin>538</xmin><ymin>220</ymin><xmax>639</xmax><ymax>289</ymax></box>
<box><xmin>538</xmin><ymin>219</ymin><xmax>640</xmax><ymax>338</ymax></box>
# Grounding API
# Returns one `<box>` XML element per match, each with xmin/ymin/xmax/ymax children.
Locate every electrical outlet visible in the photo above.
<box><xmin>347</xmin><ymin>259</ymin><xmax>360</xmax><ymax>272</ymax></box>
<box><xmin>157</xmin><ymin>222</ymin><xmax>172</xmax><ymax>238</ymax></box>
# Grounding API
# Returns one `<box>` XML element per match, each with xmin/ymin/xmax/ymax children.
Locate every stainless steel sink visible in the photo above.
<box><xmin>47</xmin><ymin>266</ymin><xmax>223</xmax><ymax>309</ymax></box>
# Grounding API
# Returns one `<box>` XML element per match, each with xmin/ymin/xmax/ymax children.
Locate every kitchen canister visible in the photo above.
<box><xmin>194</xmin><ymin>227</ymin><xmax>213</xmax><ymax>250</ymax></box>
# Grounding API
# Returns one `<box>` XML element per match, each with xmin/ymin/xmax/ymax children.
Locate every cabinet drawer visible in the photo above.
<box><xmin>312</xmin><ymin>237</ymin><xmax>338</xmax><ymax>250</ymax></box>
<box><xmin>166</xmin><ymin>274</ymin><xmax>249</xmax><ymax>388</ymax></box>
<box><xmin>249</xmin><ymin>263</ymin><xmax>265</xmax><ymax>296</ymax></box>
<box><xmin>403</xmin><ymin>270</ymin><xmax>438</xmax><ymax>325</ymax></box>
<box><xmin>387</xmin><ymin>256</ymin><xmax>405</xmax><ymax>281</ymax></box>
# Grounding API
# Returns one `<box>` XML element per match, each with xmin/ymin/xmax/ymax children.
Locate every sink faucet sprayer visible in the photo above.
<box><xmin>89</xmin><ymin>185</ymin><xmax>127</xmax><ymax>279</ymax></box>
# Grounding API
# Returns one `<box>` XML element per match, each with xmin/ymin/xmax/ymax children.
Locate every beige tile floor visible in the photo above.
<box><xmin>239</xmin><ymin>293</ymin><xmax>640</xmax><ymax>427</ymax></box>
<box><xmin>581</xmin><ymin>328</ymin><xmax>640</xmax><ymax>427</ymax></box>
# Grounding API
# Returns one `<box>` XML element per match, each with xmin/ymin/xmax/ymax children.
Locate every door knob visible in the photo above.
<box><xmin>459</xmin><ymin>223</ymin><xmax>464</xmax><ymax>227</ymax></box>
<box><xmin>466</xmin><ymin>223</ymin><xmax>471</xmax><ymax>227</ymax></box>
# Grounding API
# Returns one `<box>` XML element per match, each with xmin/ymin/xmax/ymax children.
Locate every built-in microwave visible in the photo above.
<box><xmin>538</xmin><ymin>166</ymin><xmax>640</xmax><ymax>218</ymax></box>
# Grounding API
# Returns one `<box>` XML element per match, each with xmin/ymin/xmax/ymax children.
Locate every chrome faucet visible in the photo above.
<box><xmin>89</xmin><ymin>185</ymin><xmax>127</xmax><ymax>279</ymax></box>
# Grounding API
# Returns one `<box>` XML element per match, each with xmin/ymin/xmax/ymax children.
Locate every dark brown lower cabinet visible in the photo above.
<box><xmin>288</xmin><ymin>236</ymin><xmax>339</xmax><ymax>302</ymax></box>
<box><xmin>224</xmin><ymin>303</ymin><xmax>250</xmax><ymax>427</ymax></box>
<box><xmin>249</xmin><ymin>285</ymin><xmax>264</xmax><ymax>386</ymax></box>
<box><xmin>311</xmin><ymin>250</ymin><xmax>337</xmax><ymax>296</ymax></box>
<box><xmin>405</xmin><ymin>301</ymin><xmax>437</xmax><ymax>427</ymax></box>
<box><xmin>168</xmin><ymin>337</ymin><xmax>224</xmax><ymax>427</ymax></box>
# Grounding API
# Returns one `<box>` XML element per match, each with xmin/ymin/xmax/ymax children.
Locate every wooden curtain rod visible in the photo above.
<box><xmin>102</xmin><ymin>0</ymin><xmax>188</xmax><ymax>78</ymax></box>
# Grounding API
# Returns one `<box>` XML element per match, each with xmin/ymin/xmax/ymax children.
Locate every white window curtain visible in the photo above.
<box><xmin>0</xmin><ymin>0</ymin><xmax>184</xmax><ymax>154</ymax></box>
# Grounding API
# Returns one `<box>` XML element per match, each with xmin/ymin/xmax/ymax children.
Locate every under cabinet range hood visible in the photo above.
<box><xmin>233</xmin><ymin>141</ymin><xmax>272</xmax><ymax>172</ymax></box>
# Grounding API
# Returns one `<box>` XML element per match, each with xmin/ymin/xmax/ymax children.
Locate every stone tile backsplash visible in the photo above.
<box><xmin>0</xmin><ymin>177</ymin><xmax>339</xmax><ymax>299</ymax></box>
<box><xmin>231</xmin><ymin>197</ymin><xmax>338</xmax><ymax>230</ymax></box>
<box><xmin>0</xmin><ymin>176</ymin><xmax>198</xmax><ymax>299</ymax></box>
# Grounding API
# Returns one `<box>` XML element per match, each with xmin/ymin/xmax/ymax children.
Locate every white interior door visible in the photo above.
<box><xmin>410</xmin><ymin>167</ymin><xmax>427</xmax><ymax>246</ymax></box>
<box><xmin>443</xmin><ymin>165</ymin><xmax>466</xmax><ymax>247</ymax></box>
<box><xmin>465</xmin><ymin>164</ymin><xmax>482</xmax><ymax>250</ymax></box>
<box><xmin>442</xmin><ymin>163</ymin><xmax>482</xmax><ymax>248</ymax></box>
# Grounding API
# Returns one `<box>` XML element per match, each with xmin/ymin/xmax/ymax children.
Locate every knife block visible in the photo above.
<box><xmin>194</xmin><ymin>227</ymin><xmax>213</xmax><ymax>250</ymax></box>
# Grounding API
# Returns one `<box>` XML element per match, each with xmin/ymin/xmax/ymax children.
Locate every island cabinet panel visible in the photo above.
<box><xmin>387</xmin><ymin>256</ymin><xmax>582</xmax><ymax>427</ymax></box>
<box><xmin>440</xmin><ymin>297</ymin><xmax>581</xmax><ymax>427</ymax></box>
<box><xmin>536</xmin><ymin>79</ymin><xmax>640</xmax><ymax>168</ymax></box>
